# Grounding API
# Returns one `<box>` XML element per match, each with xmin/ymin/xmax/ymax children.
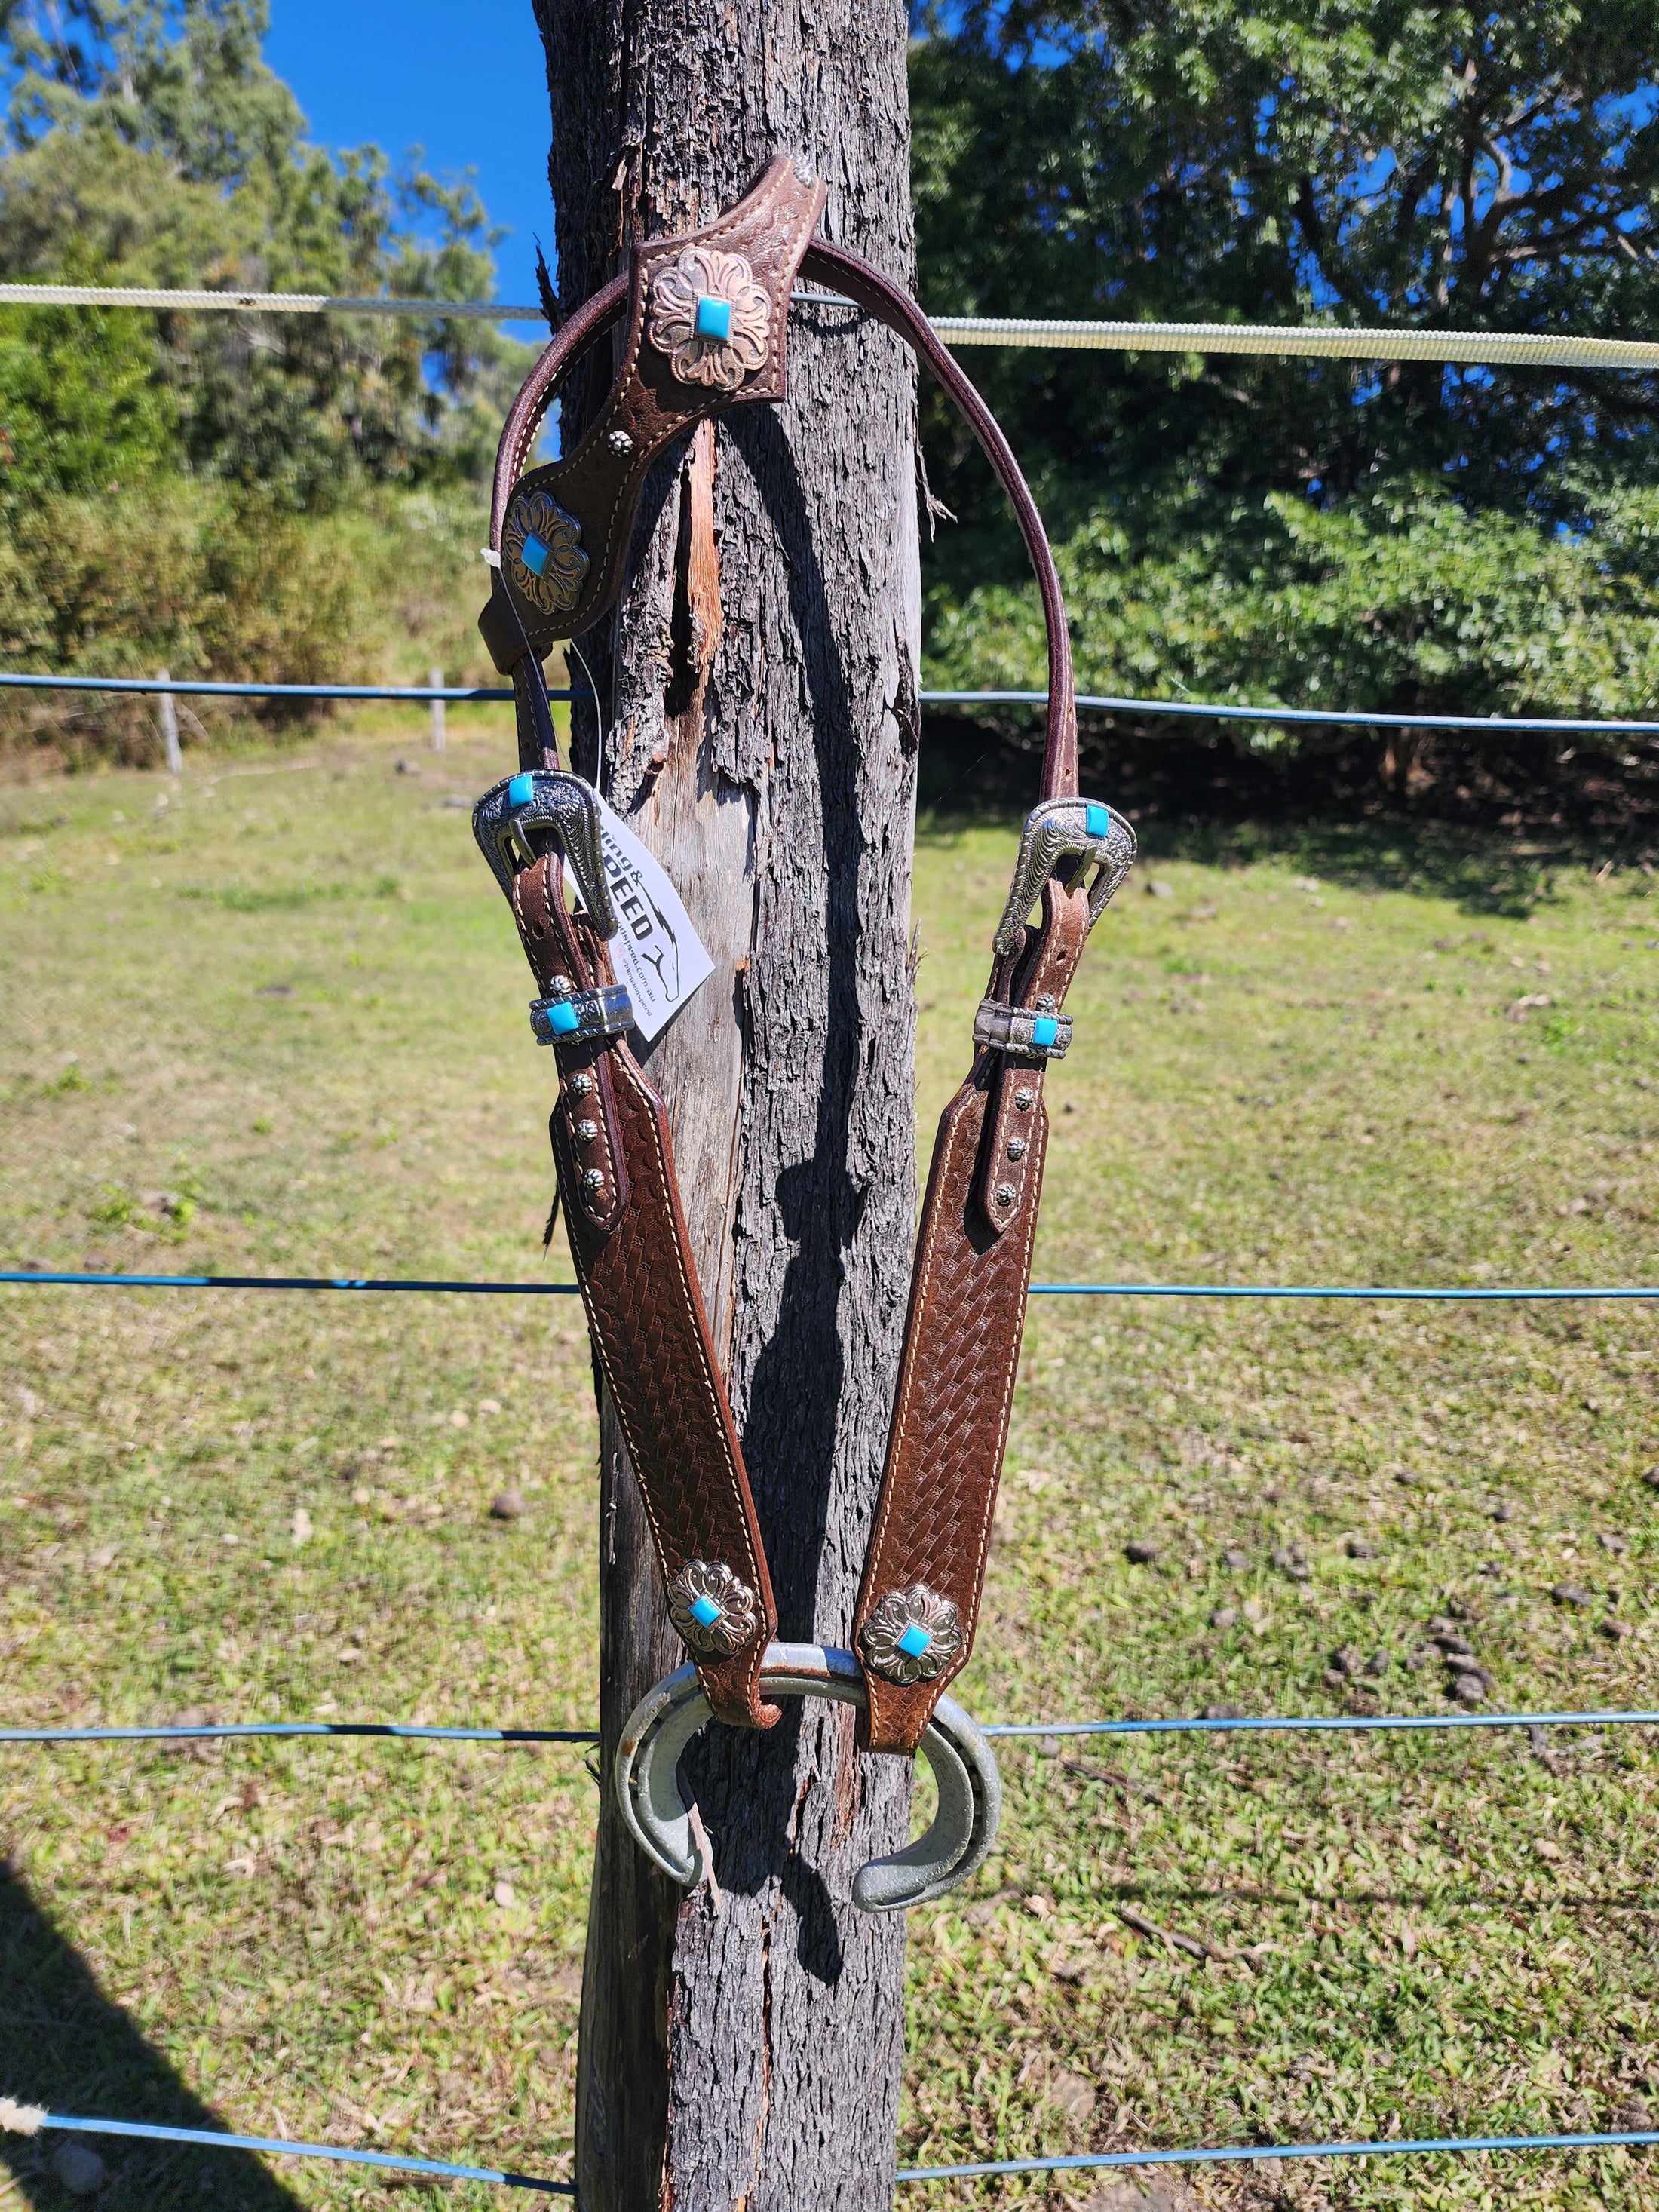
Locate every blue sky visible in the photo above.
<box><xmin>262</xmin><ymin>0</ymin><xmax>555</xmax><ymax>312</ymax></box>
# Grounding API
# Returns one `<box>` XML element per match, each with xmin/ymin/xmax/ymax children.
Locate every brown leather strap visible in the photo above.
<box><xmin>507</xmin><ymin>851</ymin><xmax>780</xmax><ymax>1730</ymax></box>
<box><xmin>851</xmin><ymin>885</ymin><xmax>1091</xmax><ymax>1751</ymax></box>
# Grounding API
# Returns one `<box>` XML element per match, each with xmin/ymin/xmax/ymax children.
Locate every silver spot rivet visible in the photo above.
<box><xmin>581</xmin><ymin>1168</ymin><xmax>606</xmax><ymax>1197</ymax></box>
<box><xmin>574</xmin><ymin>1118</ymin><xmax>598</xmax><ymax>1146</ymax></box>
<box><xmin>549</xmin><ymin>973</ymin><xmax>573</xmax><ymax>996</ymax></box>
<box><xmin>1035</xmin><ymin>993</ymin><xmax>1057</xmax><ymax>1012</ymax></box>
<box><xmin>567</xmin><ymin>1071</ymin><xmax>593</xmax><ymax>1100</ymax></box>
<box><xmin>995</xmin><ymin>1183</ymin><xmax>1017</xmax><ymax>1208</ymax></box>
<box><xmin>607</xmin><ymin>428</ymin><xmax>634</xmax><ymax>454</ymax></box>
<box><xmin>1007</xmin><ymin>1137</ymin><xmax>1027</xmax><ymax>1161</ymax></box>
<box><xmin>1013</xmin><ymin>1087</ymin><xmax>1035</xmax><ymax>1111</ymax></box>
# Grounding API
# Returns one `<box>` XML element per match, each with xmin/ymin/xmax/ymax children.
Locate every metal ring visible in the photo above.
<box><xmin>614</xmin><ymin>1641</ymin><xmax>1001</xmax><ymax>1914</ymax></box>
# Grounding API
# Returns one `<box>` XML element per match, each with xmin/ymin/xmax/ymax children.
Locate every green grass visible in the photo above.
<box><xmin>2</xmin><ymin>733</ymin><xmax>1657</xmax><ymax>2210</ymax></box>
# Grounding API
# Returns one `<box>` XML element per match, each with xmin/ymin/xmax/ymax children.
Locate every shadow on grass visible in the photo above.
<box><xmin>0</xmin><ymin>1862</ymin><xmax>303</xmax><ymax>2210</ymax></box>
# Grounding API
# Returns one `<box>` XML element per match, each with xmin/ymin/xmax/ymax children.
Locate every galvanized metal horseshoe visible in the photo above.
<box><xmin>615</xmin><ymin>1642</ymin><xmax>1001</xmax><ymax>1914</ymax></box>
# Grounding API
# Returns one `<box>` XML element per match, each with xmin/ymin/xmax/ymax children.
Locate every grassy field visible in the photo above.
<box><xmin>1</xmin><ymin>726</ymin><xmax>1657</xmax><ymax>2211</ymax></box>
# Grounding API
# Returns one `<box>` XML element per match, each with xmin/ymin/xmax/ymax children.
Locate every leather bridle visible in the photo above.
<box><xmin>470</xmin><ymin>156</ymin><xmax>1134</xmax><ymax>1904</ymax></box>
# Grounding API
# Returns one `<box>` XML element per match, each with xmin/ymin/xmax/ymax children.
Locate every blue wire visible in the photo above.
<box><xmin>20</xmin><ymin>2112</ymin><xmax>1657</xmax><ymax>2191</ymax></box>
<box><xmin>7</xmin><ymin>666</ymin><xmax>1659</xmax><ymax>735</ymax></box>
<box><xmin>0</xmin><ymin>673</ymin><xmax>532</xmax><ymax>703</ymax></box>
<box><xmin>1</xmin><ymin>1720</ymin><xmax>599</xmax><ymax>1745</ymax></box>
<box><xmin>6</xmin><ymin>1710</ymin><xmax>1652</xmax><ymax>1749</ymax></box>
<box><xmin>1029</xmin><ymin>1283</ymin><xmax>1659</xmax><ymax>1300</ymax></box>
<box><xmin>0</xmin><ymin>1270</ymin><xmax>583</xmax><ymax>1294</ymax></box>
<box><xmin>983</xmin><ymin>1709</ymin><xmax>1659</xmax><ymax>1739</ymax></box>
<box><xmin>4</xmin><ymin>1271</ymin><xmax>1654</xmax><ymax>1301</ymax></box>
<box><xmin>35</xmin><ymin>2115</ymin><xmax>569</xmax><ymax>2193</ymax></box>
<box><xmin>925</xmin><ymin>687</ymin><xmax>1659</xmax><ymax>738</ymax></box>
<box><xmin>895</xmin><ymin>2128</ymin><xmax>1659</xmax><ymax>2183</ymax></box>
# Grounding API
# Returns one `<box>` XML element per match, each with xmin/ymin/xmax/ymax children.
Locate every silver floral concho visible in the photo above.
<box><xmin>646</xmin><ymin>245</ymin><xmax>771</xmax><ymax>393</ymax></box>
<box><xmin>502</xmin><ymin>488</ymin><xmax>590</xmax><ymax>618</ymax></box>
<box><xmin>666</xmin><ymin>1559</ymin><xmax>759</xmax><ymax>1658</ymax></box>
<box><xmin>859</xmin><ymin>1584</ymin><xmax>963</xmax><ymax>1686</ymax></box>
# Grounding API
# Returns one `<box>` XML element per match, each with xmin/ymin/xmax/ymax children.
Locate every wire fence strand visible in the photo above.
<box><xmin>5</xmin><ymin>1271</ymin><xmax>1655</xmax><ymax>1301</ymax></box>
<box><xmin>7</xmin><ymin>668</ymin><xmax>1659</xmax><ymax>737</ymax></box>
<box><xmin>6</xmin><ymin>1708</ymin><xmax>1654</xmax><ymax>1750</ymax></box>
<box><xmin>895</xmin><ymin>2128</ymin><xmax>1659</xmax><ymax>2184</ymax></box>
<box><xmin>5</xmin><ymin>281</ymin><xmax>1659</xmax><ymax>373</ymax></box>
<box><xmin>2</xmin><ymin>2113</ymin><xmax>571</xmax><ymax>2195</ymax></box>
<box><xmin>6</xmin><ymin>2109</ymin><xmax>1654</xmax><ymax>2194</ymax></box>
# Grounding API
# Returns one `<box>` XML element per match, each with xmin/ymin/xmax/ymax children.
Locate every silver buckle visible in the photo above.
<box><xmin>472</xmin><ymin>770</ymin><xmax>618</xmax><ymax>939</ymax></box>
<box><xmin>992</xmin><ymin>796</ymin><xmax>1136</xmax><ymax>959</ymax></box>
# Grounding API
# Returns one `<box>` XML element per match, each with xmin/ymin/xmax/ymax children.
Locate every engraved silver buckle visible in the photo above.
<box><xmin>992</xmin><ymin>796</ymin><xmax>1136</xmax><ymax>959</ymax></box>
<box><xmin>472</xmin><ymin>769</ymin><xmax>618</xmax><ymax>939</ymax></box>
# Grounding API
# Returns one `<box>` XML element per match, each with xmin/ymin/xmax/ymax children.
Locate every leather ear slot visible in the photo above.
<box><xmin>487</xmin><ymin>155</ymin><xmax>826</xmax><ymax>655</ymax></box>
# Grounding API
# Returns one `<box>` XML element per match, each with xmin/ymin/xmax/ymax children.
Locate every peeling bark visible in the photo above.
<box><xmin>533</xmin><ymin>6</ymin><xmax>921</xmax><ymax>2207</ymax></box>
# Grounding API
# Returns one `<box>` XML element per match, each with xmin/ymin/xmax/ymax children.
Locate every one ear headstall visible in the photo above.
<box><xmin>478</xmin><ymin>155</ymin><xmax>827</xmax><ymax>674</ymax></box>
<box><xmin>472</xmin><ymin>154</ymin><xmax>1137</xmax><ymax>1901</ymax></box>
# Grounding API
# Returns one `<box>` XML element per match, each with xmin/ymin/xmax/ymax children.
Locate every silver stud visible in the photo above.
<box><xmin>574</xmin><ymin>1118</ymin><xmax>599</xmax><ymax>1146</ymax></box>
<box><xmin>581</xmin><ymin>1168</ymin><xmax>606</xmax><ymax>1197</ymax></box>
<box><xmin>1013</xmin><ymin>1087</ymin><xmax>1035</xmax><ymax>1112</ymax></box>
<box><xmin>1035</xmin><ymin>993</ymin><xmax>1057</xmax><ymax>1013</ymax></box>
<box><xmin>567</xmin><ymin>1071</ymin><xmax>594</xmax><ymax>1100</ymax></box>
<box><xmin>995</xmin><ymin>1183</ymin><xmax>1017</xmax><ymax>1208</ymax></box>
<box><xmin>549</xmin><ymin>973</ymin><xmax>573</xmax><ymax>996</ymax></box>
<box><xmin>1006</xmin><ymin>1137</ymin><xmax>1027</xmax><ymax>1161</ymax></box>
<box><xmin>607</xmin><ymin>428</ymin><xmax>634</xmax><ymax>455</ymax></box>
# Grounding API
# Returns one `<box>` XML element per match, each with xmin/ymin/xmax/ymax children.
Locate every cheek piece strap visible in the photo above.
<box><xmin>471</xmin><ymin>155</ymin><xmax>1136</xmax><ymax>1907</ymax></box>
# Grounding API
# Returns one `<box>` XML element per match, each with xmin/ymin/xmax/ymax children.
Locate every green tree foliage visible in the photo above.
<box><xmin>0</xmin><ymin>4</ymin><xmax>529</xmax><ymax>762</ymax></box>
<box><xmin>0</xmin><ymin>0</ymin><xmax>532</xmax><ymax>506</ymax></box>
<box><xmin>0</xmin><ymin>292</ymin><xmax>176</xmax><ymax>505</ymax></box>
<box><xmin>912</xmin><ymin>3</ymin><xmax>1659</xmax><ymax>738</ymax></box>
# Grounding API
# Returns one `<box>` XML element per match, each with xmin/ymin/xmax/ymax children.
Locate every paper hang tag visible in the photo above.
<box><xmin>590</xmin><ymin>791</ymin><xmax>716</xmax><ymax>1043</ymax></box>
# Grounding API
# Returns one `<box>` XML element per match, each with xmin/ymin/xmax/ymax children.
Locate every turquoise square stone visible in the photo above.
<box><xmin>1084</xmin><ymin>801</ymin><xmax>1110</xmax><ymax>839</ymax></box>
<box><xmin>508</xmin><ymin>772</ymin><xmax>535</xmax><ymax>808</ymax></box>
<box><xmin>695</xmin><ymin>294</ymin><xmax>732</xmax><ymax>342</ymax></box>
<box><xmin>896</xmin><ymin>1622</ymin><xmax>932</xmax><ymax>1659</ymax></box>
<box><xmin>549</xmin><ymin>1001</ymin><xmax>580</xmax><ymax>1037</ymax></box>
<box><xmin>520</xmin><ymin>532</ymin><xmax>550</xmax><ymax>578</ymax></box>
<box><xmin>1031</xmin><ymin>1015</ymin><xmax>1059</xmax><ymax>1050</ymax></box>
<box><xmin>689</xmin><ymin>1593</ymin><xmax>723</xmax><ymax>1629</ymax></box>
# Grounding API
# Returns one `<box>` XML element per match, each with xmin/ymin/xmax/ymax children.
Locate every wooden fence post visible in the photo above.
<box><xmin>155</xmin><ymin>671</ymin><xmax>182</xmax><ymax>777</ymax></box>
<box><xmin>532</xmin><ymin>4</ymin><xmax>922</xmax><ymax>2204</ymax></box>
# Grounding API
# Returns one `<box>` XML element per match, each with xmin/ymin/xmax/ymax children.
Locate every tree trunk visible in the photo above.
<box><xmin>532</xmin><ymin>10</ymin><xmax>921</xmax><ymax>2207</ymax></box>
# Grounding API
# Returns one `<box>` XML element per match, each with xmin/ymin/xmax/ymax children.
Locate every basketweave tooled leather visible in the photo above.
<box><xmin>852</xmin><ymin>885</ymin><xmax>1090</xmax><ymax>1754</ymax></box>
<box><xmin>504</xmin><ymin>850</ymin><xmax>780</xmax><ymax>1729</ymax></box>
<box><xmin>477</xmin><ymin>154</ymin><xmax>1108</xmax><ymax>1755</ymax></box>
